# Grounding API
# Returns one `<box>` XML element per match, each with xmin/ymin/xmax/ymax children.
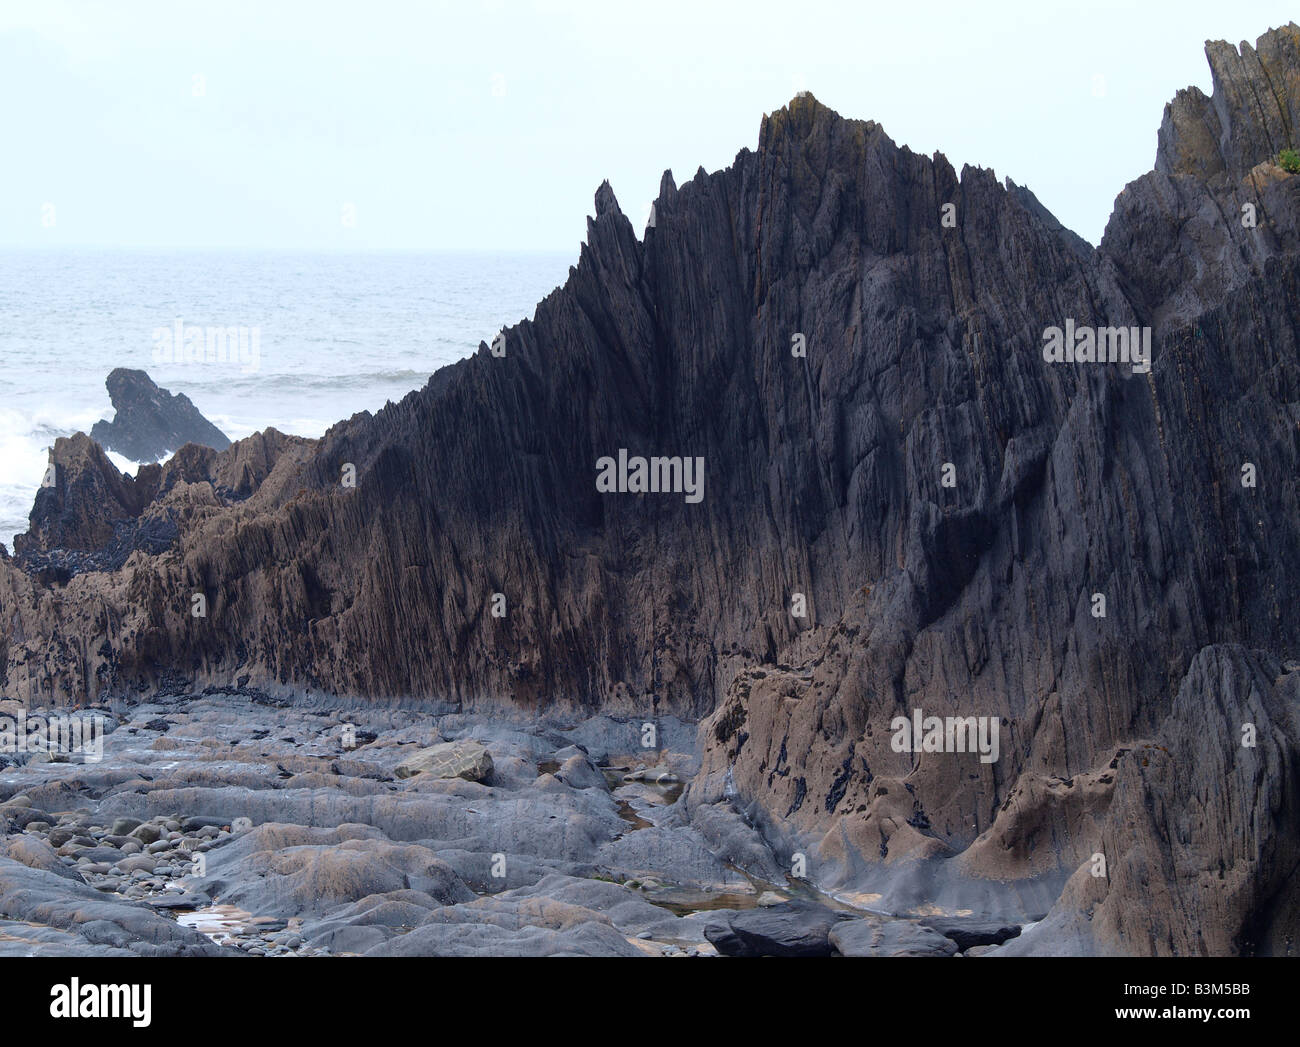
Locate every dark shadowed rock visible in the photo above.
<box><xmin>919</xmin><ymin>917</ymin><xmax>1022</xmax><ymax>951</ymax></box>
<box><xmin>703</xmin><ymin>901</ymin><xmax>853</xmax><ymax>957</ymax></box>
<box><xmin>90</xmin><ymin>367</ymin><xmax>230</xmax><ymax>462</ymax></box>
<box><xmin>12</xmin><ymin>433</ymin><xmax>162</xmax><ymax>562</ymax></box>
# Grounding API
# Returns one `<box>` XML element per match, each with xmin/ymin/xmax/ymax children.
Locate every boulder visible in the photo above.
<box><xmin>129</xmin><ymin>823</ymin><xmax>164</xmax><ymax>845</ymax></box>
<box><xmin>703</xmin><ymin>901</ymin><xmax>853</xmax><ymax>957</ymax></box>
<box><xmin>919</xmin><ymin>917</ymin><xmax>1022</xmax><ymax>951</ymax></box>
<box><xmin>395</xmin><ymin>740</ymin><xmax>494</xmax><ymax>783</ymax></box>
<box><xmin>830</xmin><ymin>916</ymin><xmax>960</xmax><ymax>957</ymax></box>
<box><xmin>2</xmin><ymin>836</ymin><xmax>87</xmax><ymax>883</ymax></box>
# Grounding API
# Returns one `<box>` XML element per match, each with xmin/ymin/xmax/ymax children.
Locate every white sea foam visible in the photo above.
<box><xmin>104</xmin><ymin>450</ymin><xmax>150</xmax><ymax>476</ymax></box>
<box><xmin>0</xmin><ymin>409</ymin><xmax>52</xmax><ymax>551</ymax></box>
<box><xmin>0</xmin><ymin>404</ymin><xmax>106</xmax><ymax>552</ymax></box>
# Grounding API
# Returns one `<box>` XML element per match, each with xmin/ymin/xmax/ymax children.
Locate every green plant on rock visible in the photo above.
<box><xmin>1279</xmin><ymin>147</ymin><xmax>1300</xmax><ymax>174</ymax></box>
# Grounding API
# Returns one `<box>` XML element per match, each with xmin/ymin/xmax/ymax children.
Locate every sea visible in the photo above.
<box><xmin>0</xmin><ymin>249</ymin><xmax>575</xmax><ymax>552</ymax></box>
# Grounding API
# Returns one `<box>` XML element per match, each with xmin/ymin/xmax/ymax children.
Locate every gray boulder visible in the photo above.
<box><xmin>395</xmin><ymin>740</ymin><xmax>494</xmax><ymax>782</ymax></box>
<box><xmin>830</xmin><ymin>915</ymin><xmax>960</xmax><ymax>957</ymax></box>
<box><xmin>703</xmin><ymin>901</ymin><xmax>854</xmax><ymax>957</ymax></box>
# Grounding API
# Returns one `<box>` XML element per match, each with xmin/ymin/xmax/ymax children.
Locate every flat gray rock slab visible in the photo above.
<box><xmin>830</xmin><ymin>915</ymin><xmax>959</xmax><ymax>957</ymax></box>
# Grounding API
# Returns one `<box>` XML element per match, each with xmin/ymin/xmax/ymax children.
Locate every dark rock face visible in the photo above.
<box><xmin>90</xmin><ymin>368</ymin><xmax>231</xmax><ymax>462</ymax></box>
<box><xmin>11</xmin><ymin>427</ymin><xmax>309</xmax><ymax>582</ymax></box>
<box><xmin>703</xmin><ymin>902</ymin><xmax>852</xmax><ymax>957</ymax></box>
<box><xmin>2</xmin><ymin>25</ymin><xmax>1300</xmax><ymax>956</ymax></box>
<box><xmin>14</xmin><ymin>434</ymin><xmax>162</xmax><ymax>558</ymax></box>
<box><xmin>919</xmin><ymin>917</ymin><xmax>1021</xmax><ymax>951</ymax></box>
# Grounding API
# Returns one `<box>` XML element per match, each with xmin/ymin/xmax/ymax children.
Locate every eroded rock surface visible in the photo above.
<box><xmin>3</xmin><ymin>25</ymin><xmax>1300</xmax><ymax>956</ymax></box>
<box><xmin>0</xmin><ymin>693</ymin><xmax>836</xmax><ymax>956</ymax></box>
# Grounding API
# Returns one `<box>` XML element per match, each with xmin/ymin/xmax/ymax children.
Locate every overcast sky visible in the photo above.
<box><xmin>1</xmin><ymin>0</ymin><xmax>1294</xmax><ymax>251</ymax></box>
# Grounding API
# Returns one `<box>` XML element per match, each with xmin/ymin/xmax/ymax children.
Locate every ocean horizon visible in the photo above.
<box><xmin>0</xmin><ymin>248</ymin><xmax>574</xmax><ymax>550</ymax></box>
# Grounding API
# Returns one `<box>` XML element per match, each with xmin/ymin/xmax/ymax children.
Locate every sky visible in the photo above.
<box><xmin>0</xmin><ymin>0</ymin><xmax>1295</xmax><ymax>251</ymax></box>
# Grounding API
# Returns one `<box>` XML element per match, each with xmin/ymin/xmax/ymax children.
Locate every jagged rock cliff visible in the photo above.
<box><xmin>3</xmin><ymin>24</ymin><xmax>1299</xmax><ymax>955</ymax></box>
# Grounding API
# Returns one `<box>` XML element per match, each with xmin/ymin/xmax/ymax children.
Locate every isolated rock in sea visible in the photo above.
<box><xmin>90</xmin><ymin>367</ymin><xmax>231</xmax><ymax>462</ymax></box>
<box><xmin>395</xmin><ymin>740</ymin><xmax>494</xmax><ymax>782</ymax></box>
<box><xmin>2</xmin><ymin>24</ymin><xmax>1300</xmax><ymax>958</ymax></box>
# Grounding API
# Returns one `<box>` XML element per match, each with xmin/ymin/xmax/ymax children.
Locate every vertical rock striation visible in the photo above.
<box><xmin>2</xmin><ymin>24</ymin><xmax>1299</xmax><ymax>955</ymax></box>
